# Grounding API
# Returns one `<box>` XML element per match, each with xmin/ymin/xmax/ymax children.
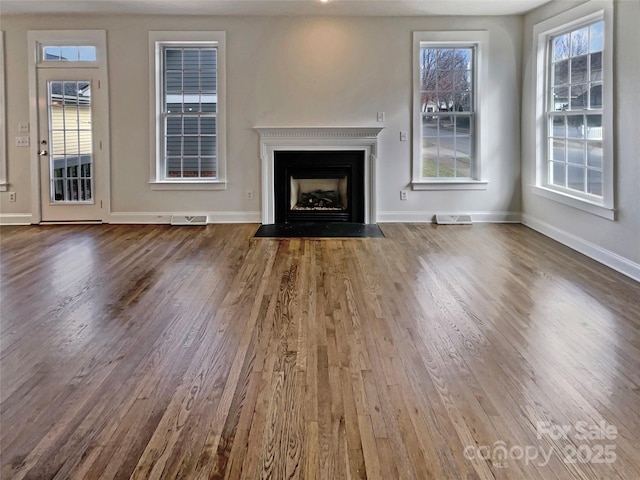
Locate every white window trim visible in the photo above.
<box><xmin>0</xmin><ymin>31</ymin><xmax>7</xmax><ymax>192</ymax></box>
<box><xmin>531</xmin><ymin>0</ymin><xmax>614</xmax><ymax>220</ymax></box>
<box><xmin>28</xmin><ymin>30</ymin><xmax>107</xmax><ymax>68</ymax></box>
<box><xmin>149</xmin><ymin>31</ymin><xmax>226</xmax><ymax>190</ymax></box>
<box><xmin>411</xmin><ymin>30</ymin><xmax>489</xmax><ymax>190</ymax></box>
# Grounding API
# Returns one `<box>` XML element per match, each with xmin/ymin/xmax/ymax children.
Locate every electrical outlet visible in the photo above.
<box><xmin>8</xmin><ymin>192</ymin><xmax>16</xmax><ymax>202</ymax></box>
<box><xmin>15</xmin><ymin>136</ymin><xmax>30</xmax><ymax>147</ymax></box>
<box><xmin>246</xmin><ymin>190</ymin><xmax>254</xmax><ymax>200</ymax></box>
<box><xmin>400</xmin><ymin>190</ymin><xmax>408</xmax><ymax>201</ymax></box>
<box><xmin>400</xmin><ymin>131</ymin><xmax>407</xmax><ymax>142</ymax></box>
<box><xmin>377</xmin><ymin>112</ymin><xmax>385</xmax><ymax>122</ymax></box>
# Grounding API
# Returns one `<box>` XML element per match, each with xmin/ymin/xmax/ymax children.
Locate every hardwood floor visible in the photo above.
<box><xmin>1</xmin><ymin>223</ymin><xmax>639</xmax><ymax>480</ymax></box>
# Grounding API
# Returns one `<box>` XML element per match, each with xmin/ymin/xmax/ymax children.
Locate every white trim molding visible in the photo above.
<box><xmin>109</xmin><ymin>211</ymin><xmax>260</xmax><ymax>224</ymax></box>
<box><xmin>148</xmin><ymin>181</ymin><xmax>227</xmax><ymax>191</ymax></box>
<box><xmin>522</xmin><ymin>214</ymin><xmax>640</xmax><ymax>282</ymax></box>
<box><xmin>0</xmin><ymin>214</ymin><xmax>33</xmax><ymax>225</ymax></box>
<box><xmin>254</xmin><ymin>126</ymin><xmax>384</xmax><ymax>225</ymax></box>
<box><xmin>529</xmin><ymin>184</ymin><xmax>615</xmax><ymax>220</ymax></box>
<box><xmin>412</xmin><ymin>180</ymin><xmax>488</xmax><ymax>191</ymax></box>
<box><xmin>0</xmin><ymin>31</ymin><xmax>7</xmax><ymax>192</ymax></box>
<box><xmin>255</xmin><ymin>127</ymin><xmax>384</xmax><ymax>139</ymax></box>
<box><xmin>377</xmin><ymin>210</ymin><xmax>521</xmax><ymax>223</ymax></box>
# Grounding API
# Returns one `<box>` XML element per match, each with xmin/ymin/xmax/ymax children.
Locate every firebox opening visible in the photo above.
<box><xmin>290</xmin><ymin>177</ymin><xmax>348</xmax><ymax>211</ymax></box>
<box><xmin>274</xmin><ymin>150</ymin><xmax>365</xmax><ymax>224</ymax></box>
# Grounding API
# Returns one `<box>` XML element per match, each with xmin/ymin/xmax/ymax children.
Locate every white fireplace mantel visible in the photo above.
<box><xmin>254</xmin><ymin>126</ymin><xmax>384</xmax><ymax>139</ymax></box>
<box><xmin>255</xmin><ymin>126</ymin><xmax>384</xmax><ymax>225</ymax></box>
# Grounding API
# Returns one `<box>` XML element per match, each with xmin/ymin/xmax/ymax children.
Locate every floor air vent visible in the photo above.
<box><xmin>170</xmin><ymin>215</ymin><xmax>207</xmax><ymax>226</ymax></box>
<box><xmin>435</xmin><ymin>214</ymin><xmax>473</xmax><ymax>225</ymax></box>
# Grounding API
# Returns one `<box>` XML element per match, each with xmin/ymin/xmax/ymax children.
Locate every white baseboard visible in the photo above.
<box><xmin>377</xmin><ymin>211</ymin><xmax>521</xmax><ymax>223</ymax></box>
<box><xmin>0</xmin><ymin>213</ymin><xmax>32</xmax><ymax>225</ymax></box>
<box><xmin>4</xmin><ymin>209</ymin><xmax>636</xmax><ymax>281</ymax></box>
<box><xmin>522</xmin><ymin>214</ymin><xmax>640</xmax><ymax>282</ymax></box>
<box><xmin>108</xmin><ymin>211</ymin><xmax>261</xmax><ymax>224</ymax></box>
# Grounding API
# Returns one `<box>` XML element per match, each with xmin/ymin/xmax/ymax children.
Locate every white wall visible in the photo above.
<box><xmin>521</xmin><ymin>0</ymin><xmax>640</xmax><ymax>275</ymax></box>
<box><xmin>0</xmin><ymin>13</ymin><xmax>522</xmax><ymax>223</ymax></box>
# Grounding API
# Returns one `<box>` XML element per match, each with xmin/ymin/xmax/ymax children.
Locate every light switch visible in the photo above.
<box><xmin>400</xmin><ymin>131</ymin><xmax>407</xmax><ymax>142</ymax></box>
<box><xmin>18</xmin><ymin>122</ymin><xmax>30</xmax><ymax>133</ymax></box>
<box><xmin>15</xmin><ymin>136</ymin><xmax>30</xmax><ymax>147</ymax></box>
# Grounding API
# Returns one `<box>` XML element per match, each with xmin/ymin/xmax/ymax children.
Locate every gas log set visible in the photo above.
<box><xmin>292</xmin><ymin>190</ymin><xmax>344</xmax><ymax>210</ymax></box>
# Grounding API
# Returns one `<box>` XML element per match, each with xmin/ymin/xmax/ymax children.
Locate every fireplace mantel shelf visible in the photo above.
<box><xmin>254</xmin><ymin>126</ymin><xmax>384</xmax><ymax>138</ymax></box>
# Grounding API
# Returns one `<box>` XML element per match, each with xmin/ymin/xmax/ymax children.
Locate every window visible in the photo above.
<box><xmin>533</xmin><ymin>1</ymin><xmax>613</xmax><ymax>219</ymax></box>
<box><xmin>149</xmin><ymin>31</ymin><xmax>226</xmax><ymax>189</ymax></box>
<box><xmin>412</xmin><ymin>31</ymin><xmax>488</xmax><ymax>190</ymax></box>
<box><xmin>42</xmin><ymin>46</ymin><xmax>97</xmax><ymax>62</ymax></box>
<box><xmin>48</xmin><ymin>81</ymin><xmax>94</xmax><ymax>202</ymax></box>
<box><xmin>547</xmin><ymin>20</ymin><xmax>604</xmax><ymax>197</ymax></box>
<box><xmin>163</xmin><ymin>46</ymin><xmax>217</xmax><ymax>179</ymax></box>
<box><xmin>420</xmin><ymin>47</ymin><xmax>474</xmax><ymax>178</ymax></box>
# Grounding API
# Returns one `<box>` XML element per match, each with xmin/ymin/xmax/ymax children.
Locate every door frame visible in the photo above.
<box><xmin>27</xmin><ymin>30</ymin><xmax>110</xmax><ymax>223</ymax></box>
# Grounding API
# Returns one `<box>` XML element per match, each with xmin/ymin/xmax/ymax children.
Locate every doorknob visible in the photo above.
<box><xmin>39</xmin><ymin>150</ymin><xmax>48</xmax><ymax>156</ymax></box>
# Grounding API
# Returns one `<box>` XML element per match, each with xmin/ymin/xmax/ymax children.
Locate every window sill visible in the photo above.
<box><xmin>530</xmin><ymin>185</ymin><xmax>615</xmax><ymax>220</ymax></box>
<box><xmin>411</xmin><ymin>180</ymin><xmax>488</xmax><ymax>191</ymax></box>
<box><xmin>149</xmin><ymin>180</ymin><xmax>227</xmax><ymax>191</ymax></box>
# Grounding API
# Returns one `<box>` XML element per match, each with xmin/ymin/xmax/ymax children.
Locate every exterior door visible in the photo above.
<box><xmin>38</xmin><ymin>68</ymin><xmax>105</xmax><ymax>222</ymax></box>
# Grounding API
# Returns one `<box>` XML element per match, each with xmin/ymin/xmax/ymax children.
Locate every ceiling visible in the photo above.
<box><xmin>0</xmin><ymin>0</ymin><xmax>554</xmax><ymax>17</ymax></box>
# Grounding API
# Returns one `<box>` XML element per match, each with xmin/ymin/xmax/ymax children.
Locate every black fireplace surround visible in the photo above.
<box><xmin>274</xmin><ymin>150</ymin><xmax>365</xmax><ymax>223</ymax></box>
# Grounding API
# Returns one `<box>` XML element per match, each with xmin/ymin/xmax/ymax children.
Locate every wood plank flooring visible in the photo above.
<box><xmin>1</xmin><ymin>223</ymin><xmax>639</xmax><ymax>480</ymax></box>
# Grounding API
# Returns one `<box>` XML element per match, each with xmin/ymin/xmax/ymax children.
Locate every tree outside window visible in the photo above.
<box><xmin>419</xmin><ymin>47</ymin><xmax>475</xmax><ymax>179</ymax></box>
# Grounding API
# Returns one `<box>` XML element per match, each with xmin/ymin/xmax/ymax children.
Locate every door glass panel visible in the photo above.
<box><xmin>47</xmin><ymin>80</ymin><xmax>93</xmax><ymax>202</ymax></box>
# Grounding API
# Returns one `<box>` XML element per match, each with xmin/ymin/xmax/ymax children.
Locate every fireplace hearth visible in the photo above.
<box><xmin>274</xmin><ymin>151</ymin><xmax>365</xmax><ymax>223</ymax></box>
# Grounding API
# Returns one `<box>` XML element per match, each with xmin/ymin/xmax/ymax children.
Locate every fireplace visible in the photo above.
<box><xmin>274</xmin><ymin>150</ymin><xmax>364</xmax><ymax>223</ymax></box>
<box><xmin>255</xmin><ymin>127</ymin><xmax>384</xmax><ymax>225</ymax></box>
